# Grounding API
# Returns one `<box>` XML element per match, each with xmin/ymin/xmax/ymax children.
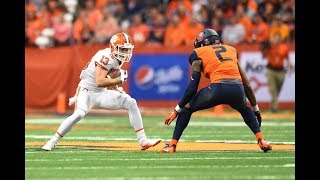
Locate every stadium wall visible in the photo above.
<box><xmin>25</xmin><ymin>43</ymin><xmax>295</xmax><ymax>111</ymax></box>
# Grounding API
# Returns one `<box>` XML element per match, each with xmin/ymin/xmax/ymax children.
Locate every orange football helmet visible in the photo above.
<box><xmin>109</xmin><ymin>32</ymin><xmax>134</xmax><ymax>62</ymax></box>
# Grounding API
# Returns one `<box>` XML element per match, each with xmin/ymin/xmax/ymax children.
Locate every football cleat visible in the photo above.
<box><xmin>139</xmin><ymin>138</ymin><xmax>162</xmax><ymax>150</ymax></box>
<box><xmin>159</xmin><ymin>144</ymin><xmax>176</xmax><ymax>153</ymax></box>
<box><xmin>42</xmin><ymin>138</ymin><xmax>58</xmax><ymax>151</ymax></box>
<box><xmin>257</xmin><ymin>138</ymin><xmax>272</xmax><ymax>152</ymax></box>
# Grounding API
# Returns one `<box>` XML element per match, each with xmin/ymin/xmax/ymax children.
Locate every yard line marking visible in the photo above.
<box><xmin>25</xmin><ymin>164</ymin><xmax>295</xmax><ymax>170</ymax></box>
<box><xmin>195</xmin><ymin>140</ymin><xmax>295</xmax><ymax>145</ymax></box>
<box><xmin>25</xmin><ymin>119</ymin><xmax>114</xmax><ymax>124</ymax></box>
<box><xmin>25</xmin><ymin>119</ymin><xmax>294</xmax><ymax>126</ymax></box>
<box><xmin>25</xmin><ymin>176</ymin><xmax>294</xmax><ymax>180</ymax></box>
<box><xmin>25</xmin><ymin>157</ymin><xmax>294</xmax><ymax>161</ymax></box>
<box><xmin>26</xmin><ymin>176</ymin><xmax>294</xmax><ymax>180</ymax></box>
<box><xmin>188</xmin><ymin>122</ymin><xmax>295</xmax><ymax>126</ymax></box>
<box><xmin>25</xmin><ymin>150</ymin><xmax>291</xmax><ymax>154</ymax></box>
<box><xmin>26</xmin><ymin>151</ymin><xmax>103</xmax><ymax>154</ymax></box>
<box><xmin>25</xmin><ymin>135</ymin><xmax>138</xmax><ymax>141</ymax></box>
<box><xmin>25</xmin><ymin>135</ymin><xmax>295</xmax><ymax>145</ymax></box>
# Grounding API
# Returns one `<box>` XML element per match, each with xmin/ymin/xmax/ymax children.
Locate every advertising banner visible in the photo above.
<box><xmin>238</xmin><ymin>51</ymin><xmax>295</xmax><ymax>102</ymax></box>
<box><xmin>130</xmin><ymin>54</ymin><xmax>189</xmax><ymax>100</ymax></box>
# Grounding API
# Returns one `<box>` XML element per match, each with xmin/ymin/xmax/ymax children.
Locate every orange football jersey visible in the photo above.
<box><xmin>267</xmin><ymin>43</ymin><xmax>289</xmax><ymax>69</ymax></box>
<box><xmin>192</xmin><ymin>44</ymin><xmax>242</xmax><ymax>83</ymax></box>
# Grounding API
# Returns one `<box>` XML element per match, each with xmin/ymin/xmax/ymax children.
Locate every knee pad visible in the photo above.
<box><xmin>74</xmin><ymin>109</ymin><xmax>86</xmax><ymax>119</ymax></box>
<box><xmin>123</xmin><ymin>97</ymin><xmax>137</xmax><ymax>110</ymax></box>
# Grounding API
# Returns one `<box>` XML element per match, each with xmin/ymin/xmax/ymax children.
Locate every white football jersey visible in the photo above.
<box><xmin>78</xmin><ymin>48</ymin><xmax>121</xmax><ymax>91</ymax></box>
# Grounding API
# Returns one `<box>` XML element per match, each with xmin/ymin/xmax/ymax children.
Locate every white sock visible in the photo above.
<box><xmin>52</xmin><ymin>132</ymin><xmax>63</xmax><ymax>142</ymax></box>
<box><xmin>136</xmin><ymin>128</ymin><xmax>147</xmax><ymax>143</ymax></box>
<box><xmin>124</xmin><ymin>98</ymin><xmax>144</xmax><ymax>132</ymax></box>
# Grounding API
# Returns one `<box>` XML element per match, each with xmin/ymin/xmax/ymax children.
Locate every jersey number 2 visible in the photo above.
<box><xmin>213</xmin><ymin>46</ymin><xmax>232</xmax><ymax>62</ymax></box>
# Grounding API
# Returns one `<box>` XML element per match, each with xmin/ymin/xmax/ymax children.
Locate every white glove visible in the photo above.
<box><xmin>118</xmin><ymin>69</ymin><xmax>128</xmax><ymax>84</ymax></box>
<box><xmin>68</xmin><ymin>96</ymin><xmax>77</xmax><ymax>106</ymax></box>
<box><xmin>116</xmin><ymin>86</ymin><xmax>126</xmax><ymax>94</ymax></box>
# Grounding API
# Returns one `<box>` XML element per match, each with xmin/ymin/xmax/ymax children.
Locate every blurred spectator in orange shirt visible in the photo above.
<box><xmin>184</xmin><ymin>15</ymin><xmax>204</xmax><ymax>46</ymax></box>
<box><xmin>26</xmin><ymin>10</ymin><xmax>44</xmax><ymax>46</ymax></box>
<box><xmin>36</xmin><ymin>3</ymin><xmax>52</xmax><ymax>24</ymax></box>
<box><xmin>269</xmin><ymin>16</ymin><xmax>290</xmax><ymax>43</ymax></box>
<box><xmin>247</xmin><ymin>13</ymin><xmax>269</xmax><ymax>43</ymax></box>
<box><xmin>26</xmin><ymin>0</ymin><xmax>37</xmax><ymax>13</ymax></box>
<box><xmin>52</xmin><ymin>14</ymin><xmax>72</xmax><ymax>46</ymax></box>
<box><xmin>95</xmin><ymin>0</ymin><xmax>108</xmax><ymax>10</ymax></box>
<box><xmin>235</xmin><ymin>4</ymin><xmax>252</xmax><ymax>42</ymax></box>
<box><xmin>128</xmin><ymin>13</ymin><xmax>150</xmax><ymax>47</ymax></box>
<box><xmin>166</xmin><ymin>0</ymin><xmax>193</xmax><ymax>20</ymax></box>
<box><xmin>47</xmin><ymin>0</ymin><xmax>66</xmax><ymax>20</ymax></box>
<box><xmin>220</xmin><ymin>0</ymin><xmax>236</xmax><ymax>20</ymax></box>
<box><xmin>169</xmin><ymin>0</ymin><xmax>192</xmax><ymax>27</ymax></box>
<box><xmin>237</xmin><ymin>0</ymin><xmax>257</xmax><ymax>19</ymax></box>
<box><xmin>84</xmin><ymin>0</ymin><xmax>103</xmax><ymax>32</ymax></box>
<box><xmin>221</xmin><ymin>15</ymin><xmax>245</xmax><ymax>45</ymax></box>
<box><xmin>73</xmin><ymin>9</ymin><xmax>94</xmax><ymax>45</ymax></box>
<box><xmin>281</xmin><ymin>9</ymin><xmax>295</xmax><ymax>42</ymax></box>
<box><xmin>34</xmin><ymin>3</ymin><xmax>55</xmax><ymax>49</ymax></box>
<box><xmin>164</xmin><ymin>13</ymin><xmax>186</xmax><ymax>47</ymax></box>
<box><xmin>94</xmin><ymin>8</ymin><xmax>120</xmax><ymax>44</ymax></box>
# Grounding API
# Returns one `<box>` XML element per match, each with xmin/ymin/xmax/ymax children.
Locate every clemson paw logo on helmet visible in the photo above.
<box><xmin>110</xmin><ymin>35</ymin><xmax>119</xmax><ymax>45</ymax></box>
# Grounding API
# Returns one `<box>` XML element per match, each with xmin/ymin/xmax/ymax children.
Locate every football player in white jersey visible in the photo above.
<box><xmin>42</xmin><ymin>32</ymin><xmax>161</xmax><ymax>151</ymax></box>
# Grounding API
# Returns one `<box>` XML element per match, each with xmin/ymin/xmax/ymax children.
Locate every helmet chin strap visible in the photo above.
<box><xmin>118</xmin><ymin>60</ymin><xmax>124</xmax><ymax>69</ymax></box>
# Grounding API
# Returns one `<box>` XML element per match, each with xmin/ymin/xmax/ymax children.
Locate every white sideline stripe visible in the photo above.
<box><xmin>25</xmin><ymin>119</ymin><xmax>114</xmax><ymax>124</ymax></box>
<box><xmin>195</xmin><ymin>140</ymin><xmax>295</xmax><ymax>145</ymax></box>
<box><xmin>25</xmin><ymin>135</ymin><xmax>137</xmax><ymax>141</ymax></box>
<box><xmin>188</xmin><ymin>122</ymin><xmax>295</xmax><ymax>126</ymax></box>
<box><xmin>25</xmin><ymin>135</ymin><xmax>295</xmax><ymax>145</ymax></box>
<box><xmin>25</xmin><ymin>119</ymin><xmax>294</xmax><ymax>126</ymax></box>
<box><xmin>25</xmin><ymin>150</ymin><xmax>291</xmax><ymax>154</ymax></box>
<box><xmin>26</xmin><ymin>176</ymin><xmax>295</xmax><ymax>180</ymax></box>
<box><xmin>25</xmin><ymin>164</ymin><xmax>295</xmax><ymax>169</ymax></box>
<box><xmin>25</xmin><ymin>157</ymin><xmax>294</xmax><ymax>161</ymax></box>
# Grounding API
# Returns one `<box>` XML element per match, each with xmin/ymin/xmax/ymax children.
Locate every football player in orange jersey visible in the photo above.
<box><xmin>160</xmin><ymin>28</ymin><xmax>272</xmax><ymax>153</ymax></box>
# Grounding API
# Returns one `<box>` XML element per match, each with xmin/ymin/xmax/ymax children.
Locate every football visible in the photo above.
<box><xmin>106</xmin><ymin>68</ymin><xmax>121</xmax><ymax>79</ymax></box>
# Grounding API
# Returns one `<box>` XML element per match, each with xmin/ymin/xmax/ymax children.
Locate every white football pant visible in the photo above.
<box><xmin>56</xmin><ymin>87</ymin><xmax>144</xmax><ymax>137</ymax></box>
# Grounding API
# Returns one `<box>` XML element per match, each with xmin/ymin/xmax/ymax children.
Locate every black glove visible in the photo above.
<box><xmin>254</xmin><ymin>111</ymin><xmax>262</xmax><ymax>127</ymax></box>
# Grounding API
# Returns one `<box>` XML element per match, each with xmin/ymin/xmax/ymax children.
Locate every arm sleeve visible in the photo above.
<box><xmin>178</xmin><ymin>71</ymin><xmax>201</xmax><ymax>108</ymax></box>
<box><xmin>178</xmin><ymin>52</ymin><xmax>202</xmax><ymax>108</ymax></box>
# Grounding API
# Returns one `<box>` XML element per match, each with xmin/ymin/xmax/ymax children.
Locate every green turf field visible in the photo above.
<box><xmin>25</xmin><ymin>114</ymin><xmax>295</xmax><ymax>179</ymax></box>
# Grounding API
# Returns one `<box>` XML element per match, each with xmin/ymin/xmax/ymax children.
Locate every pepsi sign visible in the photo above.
<box><xmin>130</xmin><ymin>54</ymin><xmax>189</xmax><ymax>100</ymax></box>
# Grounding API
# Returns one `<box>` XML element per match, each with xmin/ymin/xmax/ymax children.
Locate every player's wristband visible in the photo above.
<box><xmin>253</xmin><ymin>105</ymin><xmax>259</xmax><ymax>112</ymax></box>
<box><xmin>174</xmin><ymin>105</ymin><xmax>182</xmax><ymax>113</ymax></box>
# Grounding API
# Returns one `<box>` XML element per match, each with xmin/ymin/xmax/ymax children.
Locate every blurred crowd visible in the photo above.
<box><xmin>25</xmin><ymin>0</ymin><xmax>295</xmax><ymax>49</ymax></box>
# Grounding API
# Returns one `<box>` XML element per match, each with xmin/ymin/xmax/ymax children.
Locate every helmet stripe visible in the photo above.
<box><xmin>122</xmin><ymin>32</ymin><xmax>130</xmax><ymax>43</ymax></box>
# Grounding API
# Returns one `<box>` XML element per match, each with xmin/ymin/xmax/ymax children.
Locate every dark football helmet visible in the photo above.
<box><xmin>194</xmin><ymin>28</ymin><xmax>221</xmax><ymax>48</ymax></box>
